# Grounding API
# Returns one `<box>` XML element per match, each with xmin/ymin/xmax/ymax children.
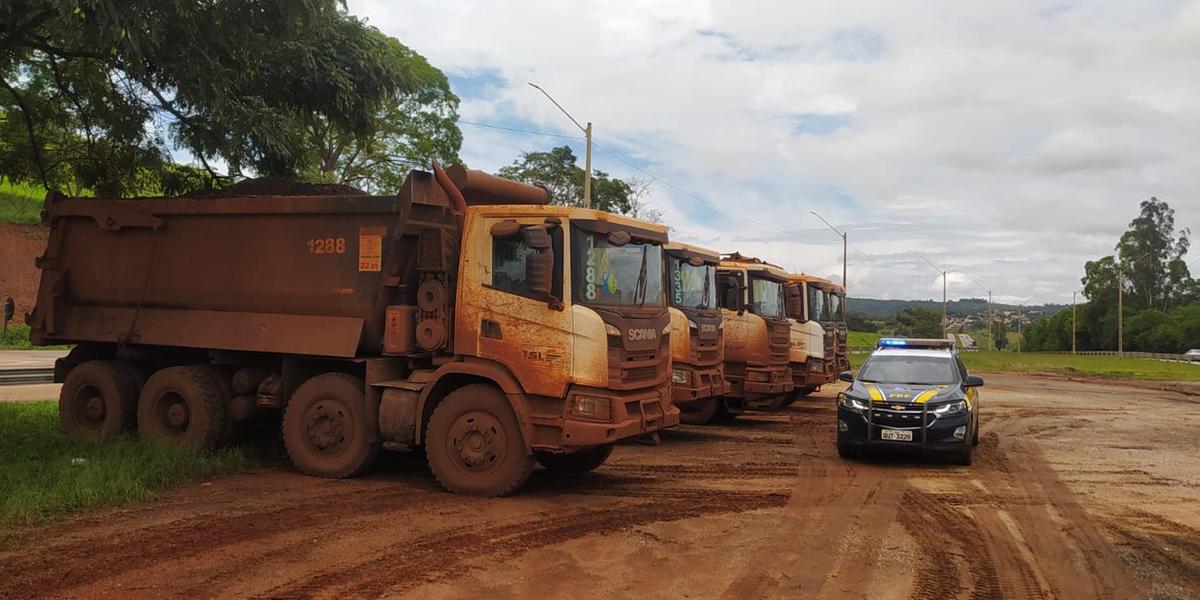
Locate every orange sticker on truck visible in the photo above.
<box><xmin>358</xmin><ymin>227</ymin><xmax>386</xmax><ymax>272</ymax></box>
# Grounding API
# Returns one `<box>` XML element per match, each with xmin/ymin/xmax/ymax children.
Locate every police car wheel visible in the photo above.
<box><xmin>972</xmin><ymin>419</ymin><xmax>980</xmax><ymax>447</ymax></box>
<box><xmin>953</xmin><ymin>444</ymin><xmax>973</xmax><ymax>466</ymax></box>
<box><xmin>836</xmin><ymin>437</ymin><xmax>857</xmax><ymax>459</ymax></box>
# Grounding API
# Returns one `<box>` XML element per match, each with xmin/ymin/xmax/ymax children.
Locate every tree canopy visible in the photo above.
<box><xmin>1</xmin><ymin>0</ymin><xmax>460</xmax><ymax>195</ymax></box>
<box><xmin>497</xmin><ymin>145</ymin><xmax>661</xmax><ymax>221</ymax></box>
<box><xmin>894</xmin><ymin>306</ymin><xmax>943</xmax><ymax>338</ymax></box>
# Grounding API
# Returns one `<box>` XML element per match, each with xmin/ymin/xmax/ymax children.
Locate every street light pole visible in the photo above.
<box><xmin>1117</xmin><ymin>268</ymin><xmax>1124</xmax><ymax>356</ymax></box>
<box><xmin>1072</xmin><ymin>291</ymin><xmax>1077</xmax><ymax>355</ymax></box>
<box><xmin>809</xmin><ymin>211</ymin><xmax>848</xmax><ymax>314</ymax></box>
<box><xmin>967</xmin><ymin>276</ymin><xmax>991</xmax><ymax>350</ymax></box>
<box><xmin>529</xmin><ymin>82</ymin><xmax>592</xmax><ymax>208</ymax></box>
<box><xmin>920</xmin><ymin>256</ymin><xmax>948</xmax><ymax>338</ymax></box>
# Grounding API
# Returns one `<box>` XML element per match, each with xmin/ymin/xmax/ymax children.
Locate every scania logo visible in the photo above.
<box><xmin>699</xmin><ymin>324</ymin><xmax>717</xmax><ymax>333</ymax></box>
<box><xmin>628</xmin><ymin>328</ymin><xmax>657</xmax><ymax>341</ymax></box>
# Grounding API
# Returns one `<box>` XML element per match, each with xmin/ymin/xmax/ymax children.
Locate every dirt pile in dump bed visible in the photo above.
<box><xmin>0</xmin><ymin>223</ymin><xmax>46</xmax><ymax>323</ymax></box>
<box><xmin>185</xmin><ymin>176</ymin><xmax>367</xmax><ymax>198</ymax></box>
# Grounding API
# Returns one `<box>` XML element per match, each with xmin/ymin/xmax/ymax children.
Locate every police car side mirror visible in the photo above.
<box><xmin>963</xmin><ymin>375</ymin><xmax>984</xmax><ymax>387</ymax></box>
<box><xmin>838</xmin><ymin>370</ymin><xmax>854</xmax><ymax>383</ymax></box>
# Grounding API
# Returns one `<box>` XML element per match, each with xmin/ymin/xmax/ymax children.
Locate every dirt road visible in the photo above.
<box><xmin>3</xmin><ymin>373</ymin><xmax>1198</xmax><ymax>599</ymax></box>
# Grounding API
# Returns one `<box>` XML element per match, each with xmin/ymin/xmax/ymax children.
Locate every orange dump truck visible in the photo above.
<box><xmin>665</xmin><ymin>242</ymin><xmax>730</xmax><ymax>425</ymax></box>
<box><xmin>714</xmin><ymin>253</ymin><xmax>793</xmax><ymax>416</ymax></box>
<box><xmin>29</xmin><ymin>165</ymin><xmax>679</xmax><ymax>496</ymax></box>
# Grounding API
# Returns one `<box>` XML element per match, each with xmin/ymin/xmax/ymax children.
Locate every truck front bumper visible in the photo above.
<box><xmin>671</xmin><ymin>364</ymin><xmax>731</xmax><ymax>409</ymax></box>
<box><xmin>790</xmin><ymin>358</ymin><xmax>829</xmax><ymax>388</ymax></box>
<box><xmin>561</xmin><ymin>384</ymin><xmax>679</xmax><ymax>447</ymax></box>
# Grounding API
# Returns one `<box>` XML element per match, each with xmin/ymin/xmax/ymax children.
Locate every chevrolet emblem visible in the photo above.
<box><xmin>892</xmin><ymin>405</ymin><xmax>904</xmax><ymax>410</ymax></box>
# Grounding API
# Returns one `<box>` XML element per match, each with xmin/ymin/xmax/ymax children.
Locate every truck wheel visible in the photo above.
<box><xmin>537</xmin><ymin>445</ymin><xmax>614</xmax><ymax>474</ymax></box>
<box><xmin>680</xmin><ymin>398</ymin><xmax>719</xmax><ymax>425</ymax></box>
<box><xmin>283</xmin><ymin>373</ymin><xmax>379</xmax><ymax>479</ymax></box>
<box><xmin>59</xmin><ymin>361</ymin><xmax>140</xmax><ymax>440</ymax></box>
<box><xmin>797</xmin><ymin>385</ymin><xmax>818</xmax><ymax>397</ymax></box>
<box><xmin>138</xmin><ymin>366</ymin><xmax>227</xmax><ymax>451</ymax></box>
<box><xmin>425</xmin><ymin>384</ymin><xmax>534</xmax><ymax>496</ymax></box>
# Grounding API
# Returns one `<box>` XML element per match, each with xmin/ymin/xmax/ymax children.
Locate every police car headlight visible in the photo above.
<box><xmin>932</xmin><ymin>400</ymin><xmax>965</xmax><ymax>416</ymax></box>
<box><xmin>840</xmin><ymin>394</ymin><xmax>869</xmax><ymax>413</ymax></box>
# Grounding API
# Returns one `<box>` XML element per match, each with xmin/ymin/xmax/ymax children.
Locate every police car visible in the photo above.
<box><xmin>836</xmin><ymin>338</ymin><xmax>983</xmax><ymax>465</ymax></box>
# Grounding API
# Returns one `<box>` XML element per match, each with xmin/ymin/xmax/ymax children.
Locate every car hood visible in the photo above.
<box><xmin>848</xmin><ymin>381</ymin><xmax>962</xmax><ymax>405</ymax></box>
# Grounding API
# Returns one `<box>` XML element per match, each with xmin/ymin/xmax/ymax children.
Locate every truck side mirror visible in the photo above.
<box><xmin>838</xmin><ymin>371</ymin><xmax>854</xmax><ymax>383</ymax></box>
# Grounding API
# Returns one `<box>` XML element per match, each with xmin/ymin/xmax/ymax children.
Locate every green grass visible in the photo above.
<box><xmin>0</xmin><ymin>401</ymin><xmax>246</xmax><ymax>530</ymax></box>
<box><xmin>961</xmin><ymin>352</ymin><xmax>1200</xmax><ymax>382</ymax></box>
<box><xmin>0</xmin><ymin>323</ymin><xmax>70</xmax><ymax>350</ymax></box>
<box><xmin>848</xmin><ymin>330</ymin><xmax>882</xmax><ymax>347</ymax></box>
<box><xmin>0</xmin><ymin>179</ymin><xmax>45</xmax><ymax>224</ymax></box>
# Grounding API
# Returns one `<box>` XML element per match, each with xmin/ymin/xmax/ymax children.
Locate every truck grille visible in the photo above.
<box><xmin>767</xmin><ymin>321</ymin><xmax>790</xmax><ymax>363</ymax></box>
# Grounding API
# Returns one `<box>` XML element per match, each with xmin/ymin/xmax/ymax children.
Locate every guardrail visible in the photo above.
<box><xmin>0</xmin><ymin>367</ymin><xmax>55</xmax><ymax>386</ymax></box>
<box><xmin>846</xmin><ymin>348</ymin><xmax>1199</xmax><ymax>361</ymax></box>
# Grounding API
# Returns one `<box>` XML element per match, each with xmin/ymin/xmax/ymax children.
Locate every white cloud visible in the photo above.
<box><xmin>349</xmin><ymin>0</ymin><xmax>1200</xmax><ymax>304</ymax></box>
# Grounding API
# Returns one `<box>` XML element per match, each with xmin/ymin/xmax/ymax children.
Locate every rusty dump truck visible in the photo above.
<box><xmin>784</xmin><ymin>274</ymin><xmax>832</xmax><ymax>400</ymax></box>
<box><xmin>665</xmin><ymin>242</ymin><xmax>730</xmax><ymax>425</ymax></box>
<box><xmin>29</xmin><ymin>165</ymin><xmax>679</xmax><ymax>496</ymax></box>
<box><xmin>714</xmin><ymin>253</ymin><xmax>792</xmax><ymax>416</ymax></box>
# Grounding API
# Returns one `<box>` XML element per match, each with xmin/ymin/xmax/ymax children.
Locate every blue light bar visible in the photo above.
<box><xmin>877</xmin><ymin>337</ymin><xmax>955</xmax><ymax>350</ymax></box>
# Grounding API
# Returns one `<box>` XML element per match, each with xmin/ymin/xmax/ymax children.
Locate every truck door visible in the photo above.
<box><xmin>467</xmin><ymin>217</ymin><xmax>573</xmax><ymax>398</ymax></box>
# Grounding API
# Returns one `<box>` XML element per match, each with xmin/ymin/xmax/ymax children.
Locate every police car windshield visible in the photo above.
<box><xmin>858</xmin><ymin>356</ymin><xmax>957</xmax><ymax>385</ymax></box>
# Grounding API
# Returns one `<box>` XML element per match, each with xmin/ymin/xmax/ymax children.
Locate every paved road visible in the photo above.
<box><xmin>0</xmin><ymin>350</ymin><xmax>67</xmax><ymax>368</ymax></box>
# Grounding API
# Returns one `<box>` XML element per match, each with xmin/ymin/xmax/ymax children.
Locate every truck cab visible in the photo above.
<box><xmin>784</xmin><ymin>274</ymin><xmax>829</xmax><ymax>398</ymax></box>
<box><xmin>716</xmin><ymin>253</ymin><xmax>793</xmax><ymax>415</ymax></box>
<box><xmin>826</xmin><ymin>283</ymin><xmax>850</xmax><ymax>373</ymax></box>
<box><xmin>664</xmin><ymin>242</ymin><xmax>730</xmax><ymax>425</ymax></box>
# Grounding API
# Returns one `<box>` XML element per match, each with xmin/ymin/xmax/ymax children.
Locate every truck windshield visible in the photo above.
<box><xmin>807</xmin><ymin>284</ymin><xmax>825</xmax><ymax>322</ymax></box>
<box><xmin>572</xmin><ymin>229</ymin><xmax>664</xmax><ymax>307</ymax></box>
<box><xmin>858</xmin><ymin>356</ymin><xmax>957</xmax><ymax>385</ymax></box>
<box><xmin>750</xmin><ymin>277</ymin><xmax>785</xmax><ymax>320</ymax></box>
<box><xmin>668</xmin><ymin>257</ymin><xmax>716</xmax><ymax>310</ymax></box>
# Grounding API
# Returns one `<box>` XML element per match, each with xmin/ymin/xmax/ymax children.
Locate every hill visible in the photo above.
<box><xmin>848</xmin><ymin>297</ymin><xmax>1068</xmax><ymax>319</ymax></box>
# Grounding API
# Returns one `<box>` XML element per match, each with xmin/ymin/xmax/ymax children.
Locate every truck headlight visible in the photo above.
<box><xmin>840</xmin><ymin>394</ymin><xmax>870</xmax><ymax>414</ymax></box>
<box><xmin>688</xmin><ymin>319</ymin><xmax>698</xmax><ymax>331</ymax></box>
<box><xmin>569</xmin><ymin>395</ymin><xmax>612</xmax><ymax>422</ymax></box>
<box><xmin>605</xmin><ymin>324</ymin><xmax>620</xmax><ymax>337</ymax></box>
<box><xmin>747</xmin><ymin>371</ymin><xmax>769</xmax><ymax>382</ymax></box>
<box><xmin>671</xmin><ymin>368</ymin><xmax>689</xmax><ymax>384</ymax></box>
<box><xmin>932</xmin><ymin>400</ymin><xmax>965</xmax><ymax>416</ymax></box>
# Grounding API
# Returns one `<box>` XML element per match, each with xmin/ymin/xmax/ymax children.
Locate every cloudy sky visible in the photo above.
<box><xmin>347</xmin><ymin>0</ymin><xmax>1199</xmax><ymax>304</ymax></box>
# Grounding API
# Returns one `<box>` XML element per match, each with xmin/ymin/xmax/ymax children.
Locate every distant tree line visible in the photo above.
<box><xmin>1024</xmin><ymin>197</ymin><xmax>1199</xmax><ymax>353</ymax></box>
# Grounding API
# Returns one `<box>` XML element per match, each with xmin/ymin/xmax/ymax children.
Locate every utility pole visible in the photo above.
<box><xmin>967</xmin><ymin>277</ymin><xmax>991</xmax><ymax>350</ymax></box>
<box><xmin>809</xmin><ymin>211</ymin><xmax>848</xmax><ymax>314</ymax></box>
<box><xmin>1017</xmin><ymin>304</ymin><xmax>1023</xmax><ymax>353</ymax></box>
<box><xmin>1075</xmin><ymin>289</ymin><xmax>1084</xmax><ymax>352</ymax></box>
<box><xmin>920</xmin><ymin>256</ymin><xmax>947</xmax><ymax>339</ymax></box>
<box><xmin>529</xmin><ymin>83</ymin><xmax>592</xmax><ymax>208</ymax></box>
<box><xmin>1117</xmin><ymin>268</ymin><xmax>1123</xmax><ymax>356</ymax></box>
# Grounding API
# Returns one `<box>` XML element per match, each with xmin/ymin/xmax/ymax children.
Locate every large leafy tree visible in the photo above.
<box><xmin>497</xmin><ymin>145</ymin><xmax>660</xmax><ymax>220</ymax></box>
<box><xmin>894</xmin><ymin>306</ymin><xmax>943</xmax><ymax>338</ymax></box>
<box><xmin>1114</xmin><ymin>197</ymin><xmax>1192</xmax><ymax>311</ymax></box>
<box><xmin>1</xmin><ymin>0</ymin><xmax>460</xmax><ymax>195</ymax></box>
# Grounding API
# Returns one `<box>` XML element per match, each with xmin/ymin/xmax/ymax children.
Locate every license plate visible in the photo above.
<box><xmin>880</xmin><ymin>429</ymin><xmax>913</xmax><ymax>442</ymax></box>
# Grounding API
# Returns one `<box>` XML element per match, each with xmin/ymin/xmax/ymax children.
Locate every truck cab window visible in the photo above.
<box><xmin>491</xmin><ymin>227</ymin><xmax>563</xmax><ymax>300</ymax></box>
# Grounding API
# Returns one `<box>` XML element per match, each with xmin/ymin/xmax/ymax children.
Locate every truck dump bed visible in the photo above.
<box><xmin>29</xmin><ymin>172</ymin><xmax>462</xmax><ymax>358</ymax></box>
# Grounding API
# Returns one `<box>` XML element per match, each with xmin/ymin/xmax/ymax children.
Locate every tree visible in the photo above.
<box><xmin>302</xmin><ymin>37</ymin><xmax>461</xmax><ymax>191</ymax></box>
<box><xmin>1</xmin><ymin>0</ymin><xmax>460</xmax><ymax>195</ymax></box>
<box><xmin>894</xmin><ymin>307</ymin><xmax>943</xmax><ymax>338</ymax></box>
<box><xmin>1114</xmin><ymin>197</ymin><xmax>1192</xmax><ymax>311</ymax></box>
<box><xmin>497</xmin><ymin>145</ymin><xmax>659</xmax><ymax>218</ymax></box>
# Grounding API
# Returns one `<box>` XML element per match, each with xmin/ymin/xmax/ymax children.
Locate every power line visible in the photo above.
<box><xmin>459</xmin><ymin>120</ymin><xmax>583</xmax><ymax>141</ymax></box>
<box><xmin>458</xmin><ymin>118</ymin><xmax>839</xmax><ymax>243</ymax></box>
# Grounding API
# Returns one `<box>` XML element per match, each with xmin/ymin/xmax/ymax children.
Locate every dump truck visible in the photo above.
<box><xmin>714</xmin><ymin>253</ymin><xmax>792</xmax><ymax>415</ymax></box>
<box><xmin>665</xmin><ymin>242</ymin><xmax>730</xmax><ymax>425</ymax></box>
<box><xmin>784</xmin><ymin>274</ymin><xmax>829</xmax><ymax>400</ymax></box>
<box><xmin>28</xmin><ymin>164</ymin><xmax>679</xmax><ymax>496</ymax></box>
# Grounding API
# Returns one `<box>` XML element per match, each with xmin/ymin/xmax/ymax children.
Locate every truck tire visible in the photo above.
<box><xmin>59</xmin><ymin>360</ymin><xmax>140</xmax><ymax>440</ymax></box>
<box><xmin>537</xmin><ymin>445</ymin><xmax>614</xmax><ymax>474</ymax></box>
<box><xmin>282</xmin><ymin>373</ymin><xmax>379</xmax><ymax>479</ymax></box>
<box><xmin>680</xmin><ymin>398</ymin><xmax>719</xmax><ymax>425</ymax></box>
<box><xmin>138</xmin><ymin>366</ymin><xmax>227</xmax><ymax>451</ymax></box>
<box><xmin>425</xmin><ymin>383</ymin><xmax>534</xmax><ymax>496</ymax></box>
<box><xmin>953</xmin><ymin>444</ymin><xmax>974</xmax><ymax>466</ymax></box>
